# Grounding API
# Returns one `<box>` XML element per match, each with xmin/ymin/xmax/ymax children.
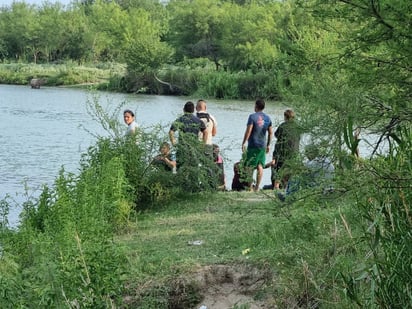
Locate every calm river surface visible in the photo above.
<box><xmin>1</xmin><ymin>84</ymin><xmax>289</xmax><ymax>226</ymax></box>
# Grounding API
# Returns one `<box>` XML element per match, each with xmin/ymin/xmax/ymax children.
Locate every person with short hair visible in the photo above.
<box><xmin>169</xmin><ymin>101</ymin><xmax>207</xmax><ymax>168</ymax></box>
<box><xmin>241</xmin><ymin>99</ymin><xmax>273</xmax><ymax>191</ymax></box>
<box><xmin>169</xmin><ymin>101</ymin><xmax>207</xmax><ymax>145</ymax></box>
<box><xmin>196</xmin><ymin>99</ymin><xmax>217</xmax><ymax>145</ymax></box>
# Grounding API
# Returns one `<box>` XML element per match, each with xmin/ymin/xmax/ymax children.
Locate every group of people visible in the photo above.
<box><xmin>123</xmin><ymin>99</ymin><xmax>225</xmax><ymax>189</ymax></box>
<box><xmin>123</xmin><ymin>98</ymin><xmax>334</xmax><ymax>195</ymax></box>
<box><xmin>234</xmin><ymin>99</ymin><xmax>301</xmax><ymax>192</ymax></box>
<box><xmin>235</xmin><ymin>99</ymin><xmax>334</xmax><ymax>196</ymax></box>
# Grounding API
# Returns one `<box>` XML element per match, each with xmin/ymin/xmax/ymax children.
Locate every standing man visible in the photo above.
<box><xmin>196</xmin><ymin>99</ymin><xmax>217</xmax><ymax>146</ymax></box>
<box><xmin>241</xmin><ymin>99</ymin><xmax>273</xmax><ymax>191</ymax></box>
<box><xmin>169</xmin><ymin>101</ymin><xmax>207</xmax><ymax>168</ymax></box>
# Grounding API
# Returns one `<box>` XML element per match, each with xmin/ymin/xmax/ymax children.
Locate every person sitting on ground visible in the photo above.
<box><xmin>152</xmin><ymin>142</ymin><xmax>177</xmax><ymax>173</ymax></box>
<box><xmin>213</xmin><ymin>144</ymin><xmax>226</xmax><ymax>190</ymax></box>
<box><xmin>303</xmin><ymin>144</ymin><xmax>335</xmax><ymax>192</ymax></box>
<box><xmin>231</xmin><ymin>161</ymin><xmax>251</xmax><ymax>191</ymax></box>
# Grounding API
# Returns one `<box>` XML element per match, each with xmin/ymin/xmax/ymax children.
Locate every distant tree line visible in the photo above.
<box><xmin>0</xmin><ymin>0</ymin><xmax>323</xmax><ymax>90</ymax></box>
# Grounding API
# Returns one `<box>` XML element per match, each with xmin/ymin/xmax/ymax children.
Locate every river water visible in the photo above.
<box><xmin>1</xmin><ymin>84</ymin><xmax>290</xmax><ymax>226</ymax></box>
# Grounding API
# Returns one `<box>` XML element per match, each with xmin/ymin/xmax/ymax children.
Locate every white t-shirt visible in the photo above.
<box><xmin>126</xmin><ymin>121</ymin><xmax>138</xmax><ymax>136</ymax></box>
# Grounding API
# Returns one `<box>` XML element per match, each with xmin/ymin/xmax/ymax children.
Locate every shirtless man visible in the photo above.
<box><xmin>196</xmin><ymin>99</ymin><xmax>217</xmax><ymax>145</ymax></box>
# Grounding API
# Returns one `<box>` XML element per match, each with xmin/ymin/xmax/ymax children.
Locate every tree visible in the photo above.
<box><xmin>123</xmin><ymin>7</ymin><xmax>173</xmax><ymax>74</ymax></box>
<box><xmin>59</xmin><ymin>7</ymin><xmax>94</xmax><ymax>62</ymax></box>
<box><xmin>220</xmin><ymin>2</ymin><xmax>284</xmax><ymax>71</ymax></box>
<box><xmin>167</xmin><ymin>0</ymin><xmax>226</xmax><ymax>69</ymax></box>
<box><xmin>279</xmin><ymin>0</ymin><xmax>412</xmax><ymax>306</ymax></box>
<box><xmin>35</xmin><ymin>2</ymin><xmax>66</xmax><ymax>62</ymax></box>
<box><xmin>86</xmin><ymin>0</ymin><xmax>129</xmax><ymax>61</ymax></box>
<box><xmin>0</xmin><ymin>3</ymin><xmax>37</xmax><ymax>61</ymax></box>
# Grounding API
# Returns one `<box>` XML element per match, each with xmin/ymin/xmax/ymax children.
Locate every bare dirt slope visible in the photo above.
<box><xmin>192</xmin><ymin>264</ymin><xmax>274</xmax><ymax>309</ymax></box>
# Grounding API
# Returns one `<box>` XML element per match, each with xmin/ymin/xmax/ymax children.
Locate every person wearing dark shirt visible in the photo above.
<box><xmin>169</xmin><ymin>101</ymin><xmax>207</xmax><ymax>169</ymax></box>
<box><xmin>267</xmin><ymin>109</ymin><xmax>300</xmax><ymax>189</ymax></box>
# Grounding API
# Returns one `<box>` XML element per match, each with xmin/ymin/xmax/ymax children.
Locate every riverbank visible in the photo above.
<box><xmin>0</xmin><ymin>187</ymin><xmax>364</xmax><ymax>307</ymax></box>
<box><xmin>0</xmin><ymin>62</ymin><xmax>282</xmax><ymax>99</ymax></box>
<box><xmin>0</xmin><ymin>62</ymin><xmax>126</xmax><ymax>90</ymax></box>
<box><xmin>119</xmin><ymin>190</ymin><xmax>361</xmax><ymax>308</ymax></box>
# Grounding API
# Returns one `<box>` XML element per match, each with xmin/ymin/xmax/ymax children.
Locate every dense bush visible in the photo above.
<box><xmin>0</xmin><ymin>162</ymin><xmax>129</xmax><ymax>307</ymax></box>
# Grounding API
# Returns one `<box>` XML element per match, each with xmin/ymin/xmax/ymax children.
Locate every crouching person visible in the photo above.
<box><xmin>213</xmin><ymin>144</ymin><xmax>226</xmax><ymax>191</ymax></box>
<box><xmin>231</xmin><ymin>161</ymin><xmax>251</xmax><ymax>191</ymax></box>
<box><xmin>152</xmin><ymin>142</ymin><xmax>177</xmax><ymax>173</ymax></box>
<box><xmin>303</xmin><ymin>145</ymin><xmax>335</xmax><ymax>193</ymax></box>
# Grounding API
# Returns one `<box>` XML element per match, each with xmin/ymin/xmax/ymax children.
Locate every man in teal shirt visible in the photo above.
<box><xmin>241</xmin><ymin>99</ymin><xmax>273</xmax><ymax>191</ymax></box>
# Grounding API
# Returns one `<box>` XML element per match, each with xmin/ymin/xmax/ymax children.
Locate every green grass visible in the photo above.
<box><xmin>119</xmin><ymin>191</ymin><xmax>362</xmax><ymax>308</ymax></box>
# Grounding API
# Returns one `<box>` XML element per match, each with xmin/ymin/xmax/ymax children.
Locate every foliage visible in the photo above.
<box><xmin>341</xmin><ymin>126</ymin><xmax>412</xmax><ymax>307</ymax></box>
<box><xmin>0</xmin><ymin>160</ymin><xmax>130</xmax><ymax>307</ymax></box>
<box><xmin>278</xmin><ymin>0</ymin><xmax>412</xmax><ymax>307</ymax></box>
<box><xmin>0</xmin><ymin>95</ymin><xmax>233</xmax><ymax>306</ymax></box>
<box><xmin>1</xmin><ymin>0</ymin><xmax>411</xmax><ymax>306</ymax></box>
<box><xmin>196</xmin><ymin>70</ymin><xmax>239</xmax><ymax>99</ymax></box>
<box><xmin>0</xmin><ymin>62</ymin><xmax>125</xmax><ymax>86</ymax></box>
<box><xmin>0</xmin><ymin>0</ymin><xmax>336</xmax><ymax>95</ymax></box>
<box><xmin>166</xmin><ymin>0</ymin><xmax>227</xmax><ymax>68</ymax></box>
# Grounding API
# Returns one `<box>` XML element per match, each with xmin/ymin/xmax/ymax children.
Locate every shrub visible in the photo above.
<box><xmin>342</xmin><ymin>126</ymin><xmax>412</xmax><ymax>307</ymax></box>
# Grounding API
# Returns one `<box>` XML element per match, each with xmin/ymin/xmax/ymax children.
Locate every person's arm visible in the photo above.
<box><xmin>211</xmin><ymin>116</ymin><xmax>217</xmax><ymax>136</ymax></box>
<box><xmin>202</xmin><ymin>129</ymin><xmax>209</xmax><ymax>144</ymax></box>
<box><xmin>274</xmin><ymin>123</ymin><xmax>283</xmax><ymax>139</ymax></box>
<box><xmin>163</xmin><ymin>156</ymin><xmax>176</xmax><ymax>169</ymax></box>
<box><xmin>169</xmin><ymin>129</ymin><xmax>176</xmax><ymax>146</ymax></box>
<box><xmin>266</xmin><ymin>125</ymin><xmax>273</xmax><ymax>153</ymax></box>
<box><xmin>264</xmin><ymin>160</ymin><xmax>276</xmax><ymax>168</ymax></box>
<box><xmin>242</xmin><ymin>124</ymin><xmax>253</xmax><ymax>152</ymax></box>
<box><xmin>200</xmin><ymin>120</ymin><xmax>208</xmax><ymax>143</ymax></box>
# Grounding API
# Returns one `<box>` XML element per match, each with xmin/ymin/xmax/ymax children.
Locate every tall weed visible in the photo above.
<box><xmin>0</xmin><ymin>152</ymin><xmax>131</xmax><ymax>307</ymax></box>
<box><xmin>342</xmin><ymin>126</ymin><xmax>412</xmax><ymax>307</ymax></box>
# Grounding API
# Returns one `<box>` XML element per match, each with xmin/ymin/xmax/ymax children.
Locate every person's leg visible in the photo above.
<box><xmin>244</xmin><ymin>148</ymin><xmax>258</xmax><ymax>191</ymax></box>
<box><xmin>273</xmin><ymin>161</ymin><xmax>284</xmax><ymax>190</ymax></box>
<box><xmin>253</xmin><ymin>149</ymin><xmax>267</xmax><ymax>191</ymax></box>
<box><xmin>255</xmin><ymin>164</ymin><xmax>263</xmax><ymax>191</ymax></box>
